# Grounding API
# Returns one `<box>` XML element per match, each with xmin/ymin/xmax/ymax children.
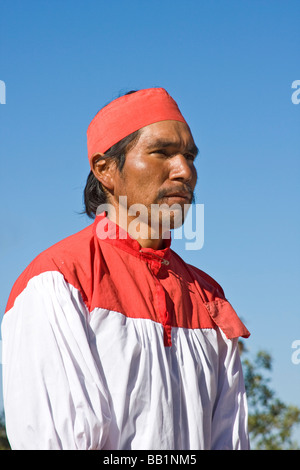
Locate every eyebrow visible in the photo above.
<box><xmin>147</xmin><ymin>138</ymin><xmax>199</xmax><ymax>157</ymax></box>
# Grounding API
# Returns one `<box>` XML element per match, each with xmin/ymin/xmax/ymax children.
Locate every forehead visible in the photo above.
<box><xmin>137</xmin><ymin>120</ymin><xmax>195</xmax><ymax>149</ymax></box>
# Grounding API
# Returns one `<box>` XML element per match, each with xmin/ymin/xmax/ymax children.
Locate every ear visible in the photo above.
<box><xmin>90</xmin><ymin>153</ymin><xmax>117</xmax><ymax>191</ymax></box>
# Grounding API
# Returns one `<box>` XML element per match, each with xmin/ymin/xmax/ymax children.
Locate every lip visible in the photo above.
<box><xmin>164</xmin><ymin>193</ymin><xmax>191</xmax><ymax>202</ymax></box>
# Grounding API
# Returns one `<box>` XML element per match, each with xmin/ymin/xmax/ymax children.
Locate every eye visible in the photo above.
<box><xmin>152</xmin><ymin>149</ymin><xmax>169</xmax><ymax>156</ymax></box>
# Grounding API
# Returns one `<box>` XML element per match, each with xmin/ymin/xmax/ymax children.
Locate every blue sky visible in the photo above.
<box><xmin>1</xmin><ymin>0</ymin><xmax>299</xmax><ymax>441</ymax></box>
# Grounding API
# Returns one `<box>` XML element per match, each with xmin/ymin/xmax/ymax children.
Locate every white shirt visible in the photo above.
<box><xmin>2</xmin><ymin>214</ymin><xmax>250</xmax><ymax>450</ymax></box>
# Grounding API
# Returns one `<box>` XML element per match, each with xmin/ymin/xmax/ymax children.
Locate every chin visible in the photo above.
<box><xmin>169</xmin><ymin>215</ymin><xmax>186</xmax><ymax>230</ymax></box>
<box><xmin>159</xmin><ymin>206</ymin><xmax>186</xmax><ymax>230</ymax></box>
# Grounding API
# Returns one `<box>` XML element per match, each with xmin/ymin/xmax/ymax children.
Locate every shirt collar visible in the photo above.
<box><xmin>92</xmin><ymin>212</ymin><xmax>171</xmax><ymax>266</ymax></box>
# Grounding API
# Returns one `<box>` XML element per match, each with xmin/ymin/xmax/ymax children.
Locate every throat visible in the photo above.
<box><xmin>111</xmin><ymin>202</ymin><xmax>171</xmax><ymax>249</ymax></box>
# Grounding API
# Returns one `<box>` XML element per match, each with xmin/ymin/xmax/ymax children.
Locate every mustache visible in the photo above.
<box><xmin>155</xmin><ymin>184</ymin><xmax>195</xmax><ymax>204</ymax></box>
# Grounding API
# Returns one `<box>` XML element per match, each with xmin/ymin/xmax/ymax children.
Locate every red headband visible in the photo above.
<box><xmin>87</xmin><ymin>88</ymin><xmax>187</xmax><ymax>164</ymax></box>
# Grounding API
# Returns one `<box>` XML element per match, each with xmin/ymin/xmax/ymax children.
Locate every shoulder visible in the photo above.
<box><xmin>5</xmin><ymin>223</ymin><xmax>95</xmax><ymax>313</ymax></box>
<box><xmin>170</xmin><ymin>251</ymin><xmax>250</xmax><ymax>339</ymax></box>
<box><xmin>186</xmin><ymin>263</ymin><xmax>225</xmax><ymax>297</ymax></box>
<box><xmin>170</xmin><ymin>250</ymin><xmax>225</xmax><ymax>299</ymax></box>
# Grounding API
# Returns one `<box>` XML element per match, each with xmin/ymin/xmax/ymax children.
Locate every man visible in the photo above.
<box><xmin>2</xmin><ymin>88</ymin><xmax>250</xmax><ymax>450</ymax></box>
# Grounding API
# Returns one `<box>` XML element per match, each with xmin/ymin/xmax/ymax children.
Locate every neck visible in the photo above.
<box><xmin>106</xmin><ymin>203</ymin><xmax>168</xmax><ymax>250</ymax></box>
<box><xmin>135</xmin><ymin>234</ymin><xmax>166</xmax><ymax>250</ymax></box>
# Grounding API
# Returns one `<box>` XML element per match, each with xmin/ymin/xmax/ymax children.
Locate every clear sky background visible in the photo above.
<box><xmin>0</xmin><ymin>0</ymin><xmax>299</xmax><ymax>444</ymax></box>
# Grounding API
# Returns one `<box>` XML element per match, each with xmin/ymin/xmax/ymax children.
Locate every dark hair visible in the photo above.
<box><xmin>83</xmin><ymin>90</ymin><xmax>140</xmax><ymax>219</ymax></box>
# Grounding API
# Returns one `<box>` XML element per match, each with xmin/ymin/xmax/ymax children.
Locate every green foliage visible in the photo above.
<box><xmin>242</xmin><ymin>347</ymin><xmax>300</xmax><ymax>450</ymax></box>
<box><xmin>0</xmin><ymin>413</ymin><xmax>10</xmax><ymax>450</ymax></box>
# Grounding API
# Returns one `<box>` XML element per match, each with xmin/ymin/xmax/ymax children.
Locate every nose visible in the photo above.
<box><xmin>169</xmin><ymin>153</ymin><xmax>196</xmax><ymax>183</ymax></box>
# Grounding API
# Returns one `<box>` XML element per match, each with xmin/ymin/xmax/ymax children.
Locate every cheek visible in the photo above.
<box><xmin>127</xmin><ymin>160</ymin><xmax>166</xmax><ymax>188</ymax></box>
<box><xmin>121</xmin><ymin>155</ymin><xmax>169</xmax><ymax>204</ymax></box>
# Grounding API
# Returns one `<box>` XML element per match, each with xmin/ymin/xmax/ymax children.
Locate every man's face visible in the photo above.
<box><xmin>111</xmin><ymin>120</ymin><xmax>198</xmax><ymax>232</ymax></box>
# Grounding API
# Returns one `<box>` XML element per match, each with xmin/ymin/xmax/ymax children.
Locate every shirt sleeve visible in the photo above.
<box><xmin>211</xmin><ymin>330</ymin><xmax>250</xmax><ymax>450</ymax></box>
<box><xmin>1</xmin><ymin>271</ymin><xmax>111</xmax><ymax>450</ymax></box>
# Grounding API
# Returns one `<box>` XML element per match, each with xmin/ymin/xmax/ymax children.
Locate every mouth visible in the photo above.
<box><xmin>162</xmin><ymin>192</ymin><xmax>193</xmax><ymax>204</ymax></box>
<box><xmin>165</xmin><ymin>194</ymin><xmax>190</xmax><ymax>202</ymax></box>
